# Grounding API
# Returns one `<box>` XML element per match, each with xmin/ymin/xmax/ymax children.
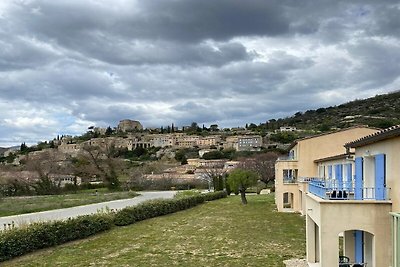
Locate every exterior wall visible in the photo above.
<box><xmin>306</xmin><ymin>194</ymin><xmax>392</xmax><ymax>267</ymax></box>
<box><xmin>196</xmin><ymin>136</ymin><xmax>221</xmax><ymax>147</ymax></box>
<box><xmin>275</xmin><ymin>160</ymin><xmax>299</xmax><ymax>212</ymax></box>
<box><xmin>298</xmin><ymin>181</ymin><xmax>309</xmax><ymax>215</ymax></box>
<box><xmin>279</xmin><ymin>126</ymin><xmax>297</xmax><ymax>132</ymax></box>
<box><xmin>152</xmin><ymin>135</ymin><xmax>174</xmax><ymax>147</ymax></box>
<box><xmin>237</xmin><ymin>135</ymin><xmax>262</xmax><ymax>151</ymax></box>
<box><xmin>296</xmin><ymin>128</ymin><xmax>378</xmax><ymax>178</ymax></box>
<box><xmin>58</xmin><ymin>143</ymin><xmax>81</xmax><ymax>155</ymax></box>
<box><xmin>275</xmin><ymin>127</ymin><xmax>379</xmax><ymax>214</ymax></box>
<box><xmin>353</xmin><ymin>136</ymin><xmax>400</xmax><ymax>211</ymax></box>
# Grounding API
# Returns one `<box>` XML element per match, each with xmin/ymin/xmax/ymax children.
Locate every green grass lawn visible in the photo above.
<box><xmin>0</xmin><ymin>189</ymin><xmax>139</xmax><ymax>217</ymax></box>
<box><xmin>5</xmin><ymin>194</ymin><xmax>305</xmax><ymax>267</ymax></box>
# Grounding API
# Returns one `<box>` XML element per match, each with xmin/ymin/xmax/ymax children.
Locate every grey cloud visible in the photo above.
<box><xmin>5</xmin><ymin>0</ymin><xmax>286</xmax><ymax>66</ymax></box>
<box><xmin>0</xmin><ymin>33</ymin><xmax>60</xmax><ymax>71</ymax></box>
<box><xmin>0</xmin><ymin>0</ymin><xmax>400</xmax><ymax>146</ymax></box>
<box><xmin>74</xmin><ymin>40</ymin><xmax>254</xmax><ymax>66</ymax></box>
<box><xmin>347</xmin><ymin>40</ymin><xmax>400</xmax><ymax>89</ymax></box>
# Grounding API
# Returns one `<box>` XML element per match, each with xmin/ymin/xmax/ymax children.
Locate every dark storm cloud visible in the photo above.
<box><xmin>16</xmin><ymin>0</ymin><xmax>290</xmax><ymax>43</ymax></box>
<box><xmin>5</xmin><ymin>0</ymin><xmax>280</xmax><ymax>66</ymax></box>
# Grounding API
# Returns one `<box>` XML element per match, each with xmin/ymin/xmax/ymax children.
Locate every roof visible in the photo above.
<box><xmin>345</xmin><ymin>124</ymin><xmax>400</xmax><ymax>148</ymax></box>
<box><xmin>314</xmin><ymin>153</ymin><xmax>354</xmax><ymax>163</ymax></box>
<box><xmin>287</xmin><ymin>125</ymin><xmax>379</xmax><ymax>150</ymax></box>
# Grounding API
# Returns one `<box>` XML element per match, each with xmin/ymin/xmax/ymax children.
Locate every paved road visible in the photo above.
<box><xmin>0</xmin><ymin>191</ymin><xmax>176</xmax><ymax>229</ymax></box>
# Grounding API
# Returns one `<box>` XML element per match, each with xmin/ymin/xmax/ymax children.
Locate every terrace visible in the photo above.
<box><xmin>308</xmin><ymin>179</ymin><xmax>391</xmax><ymax>201</ymax></box>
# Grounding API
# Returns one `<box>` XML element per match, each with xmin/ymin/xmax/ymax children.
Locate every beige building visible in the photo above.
<box><xmin>305</xmin><ymin>125</ymin><xmax>400</xmax><ymax>267</ymax></box>
<box><xmin>275</xmin><ymin>126</ymin><xmax>379</xmax><ymax>214</ymax></box>
<box><xmin>58</xmin><ymin>143</ymin><xmax>81</xmax><ymax>155</ymax></box>
<box><xmin>175</xmin><ymin>135</ymin><xmax>200</xmax><ymax>148</ymax></box>
<box><xmin>196</xmin><ymin>135</ymin><xmax>221</xmax><ymax>148</ymax></box>
<box><xmin>152</xmin><ymin>134</ymin><xmax>174</xmax><ymax>147</ymax></box>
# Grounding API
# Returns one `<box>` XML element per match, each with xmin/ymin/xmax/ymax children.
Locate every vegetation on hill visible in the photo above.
<box><xmin>257</xmin><ymin>91</ymin><xmax>400</xmax><ymax>132</ymax></box>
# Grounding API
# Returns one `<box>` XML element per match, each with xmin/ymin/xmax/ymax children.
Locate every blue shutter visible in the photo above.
<box><xmin>355</xmin><ymin>230</ymin><xmax>364</xmax><ymax>263</ymax></box>
<box><xmin>375</xmin><ymin>154</ymin><xmax>386</xmax><ymax>200</ymax></box>
<box><xmin>346</xmin><ymin>163</ymin><xmax>352</xmax><ymax>191</ymax></box>
<box><xmin>355</xmin><ymin>157</ymin><xmax>363</xmax><ymax>200</ymax></box>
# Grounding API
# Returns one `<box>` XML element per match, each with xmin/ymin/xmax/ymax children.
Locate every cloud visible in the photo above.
<box><xmin>0</xmin><ymin>0</ymin><xmax>399</xmax><ymax>146</ymax></box>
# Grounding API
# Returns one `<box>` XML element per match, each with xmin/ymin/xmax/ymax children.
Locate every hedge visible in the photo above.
<box><xmin>0</xmin><ymin>191</ymin><xmax>227</xmax><ymax>262</ymax></box>
<box><xmin>0</xmin><ymin>213</ymin><xmax>113</xmax><ymax>262</ymax></box>
<box><xmin>114</xmin><ymin>191</ymin><xmax>227</xmax><ymax>226</ymax></box>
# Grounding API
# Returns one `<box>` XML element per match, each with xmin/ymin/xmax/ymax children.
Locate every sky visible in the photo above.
<box><xmin>0</xmin><ymin>0</ymin><xmax>400</xmax><ymax>147</ymax></box>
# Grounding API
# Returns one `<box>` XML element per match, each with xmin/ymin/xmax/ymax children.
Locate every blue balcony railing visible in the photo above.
<box><xmin>308</xmin><ymin>179</ymin><xmax>391</xmax><ymax>200</ymax></box>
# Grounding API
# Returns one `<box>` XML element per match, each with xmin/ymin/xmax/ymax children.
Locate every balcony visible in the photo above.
<box><xmin>308</xmin><ymin>179</ymin><xmax>391</xmax><ymax>200</ymax></box>
<box><xmin>277</xmin><ymin>156</ymin><xmax>296</xmax><ymax>161</ymax></box>
<box><xmin>298</xmin><ymin>177</ymin><xmax>321</xmax><ymax>183</ymax></box>
<box><xmin>283</xmin><ymin>177</ymin><xmax>297</xmax><ymax>184</ymax></box>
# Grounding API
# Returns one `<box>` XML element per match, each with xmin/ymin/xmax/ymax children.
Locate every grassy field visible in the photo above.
<box><xmin>5</xmin><ymin>194</ymin><xmax>306</xmax><ymax>267</ymax></box>
<box><xmin>0</xmin><ymin>189</ymin><xmax>138</xmax><ymax>217</ymax></box>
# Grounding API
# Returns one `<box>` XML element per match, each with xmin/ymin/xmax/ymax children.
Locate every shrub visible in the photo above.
<box><xmin>114</xmin><ymin>196</ymin><xmax>204</xmax><ymax>226</ymax></box>
<box><xmin>114</xmin><ymin>192</ymin><xmax>227</xmax><ymax>226</ymax></box>
<box><xmin>0</xmin><ymin>213</ymin><xmax>113</xmax><ymax>262</ymax></box>
<box><xmin>202</xmin><ymin>191</ymin><xmax>227</xmax><ymax>201</ymax></box>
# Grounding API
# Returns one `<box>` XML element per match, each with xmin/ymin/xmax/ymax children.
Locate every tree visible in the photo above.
<box><xmin>270</xmin><ymin>132</ymin><xmax>298</xmax><ymax>144</ymax></box>
<box><xmin>202</xmin><ymin>150</ymin><xmax>225</xmax><ymax>160</ymax></box>
<box><xmin>80</xmin><ymin>143</ymin><xmax>121</xmax><ymax>190</ymax></box>
<box><xmin>24</xmin><ymin>150</ymin><xmax>64</xmax><ymax>195</ymax></box>
<box><xmin>199</xmin><ymin>162</ymin><xmax>226</xmax><ymax>191</ymax></box>
<box><xmin>20</xmin><ymin>142</ymin><xmax>28</xmax><ymax>153</ymax></box>
<box><xmin>105</xmin><ymin>126</ymin><xmax>113</xmax><ymax>136</ymax></box>
<box><xmin>227</xmin><ymin>168</ymin><xmax>259</xmax><ymax>204</ymax></box>
<box><xmin>238</xmin><ymin>152</ymin><xmax>280</xmax><ymax>184</ymax></box>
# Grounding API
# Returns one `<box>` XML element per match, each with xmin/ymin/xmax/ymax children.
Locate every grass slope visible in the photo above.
<box><xmin>0</xmin><ymin>189</ymin><xmax>138</xmax><ymax>217</ymax></box>
<box><xmin>5</xmin><ymin>194</ymin><xmax>305</xmax><ymax>267</ymax></box>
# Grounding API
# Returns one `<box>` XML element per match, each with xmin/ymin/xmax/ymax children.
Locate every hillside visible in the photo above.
<box><xmin>0</xmin><ymin>147</ymin><xmax>8</xmax><ymax>156</ymax></box>
<box><xmin>264</xmin><ymin>91</ymin><xmax>400</xmax><ymax>131</ymax></box>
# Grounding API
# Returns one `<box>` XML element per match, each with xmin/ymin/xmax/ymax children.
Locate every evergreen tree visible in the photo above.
<box><xmin>105</xmin><ymin>126</ymin><xmax>113</xmax><ymax>136</ymax></box>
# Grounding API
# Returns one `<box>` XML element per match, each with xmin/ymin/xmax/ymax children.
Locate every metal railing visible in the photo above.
<box><xmin>299</xmin><ymin>177</ymin><xmax>323</xmax><ymax>182</ymax></box>
<box><xmin>308</xmin><ymin>179</ymin><xmax>391</xmax><ymax>200</ymax></box>
<box><xmin>277</xmin><ymin>156</ymin><xmax>296</xmax><ymax>161</ymax></box>
<box><xmin>283</xmin><ymin>178</ymin><xmax>297</xmax><ymax>184</ymax></box>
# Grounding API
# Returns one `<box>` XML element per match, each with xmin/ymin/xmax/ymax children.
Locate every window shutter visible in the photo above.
<box><xmin>355</xmin><ymin>157</ymin><xmax>363</xmax><ymax>200</ymax></box>
<box><xmin>374</xmin><ymin>154</ymin><xmax>386</xmax><ymax>200</ymax></box>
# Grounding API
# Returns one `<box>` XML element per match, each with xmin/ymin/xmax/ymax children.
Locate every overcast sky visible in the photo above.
<box><xmin>1</xmin><ymin>0</ymin><xmax>399</xmax><ymax>146</ymax></box>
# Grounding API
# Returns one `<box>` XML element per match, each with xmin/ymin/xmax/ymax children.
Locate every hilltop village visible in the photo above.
<box><xmin>0</xmin><ymin>119</ymin><xmax>290</xmax><ymax>192</ymax></box>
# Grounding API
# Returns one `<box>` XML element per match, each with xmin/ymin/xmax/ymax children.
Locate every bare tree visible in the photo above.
<box><xmin>238</xmin><ymin>152</ymin><xmax>280</xmax><ymax>185</ymax></box>
<box><xmin>79</xmin><ymin>143</ymin><xmax>122</xmax><ymax>190</ymax></box>
<box><xmin>198</xmin><ymin>162</ymin><xmax>227</xmax><ymax>191</ymax></box>
<box><xmin>24</xmin><ymin>150</ymin><xmax>64</xmax><ymax>194</ymax></box>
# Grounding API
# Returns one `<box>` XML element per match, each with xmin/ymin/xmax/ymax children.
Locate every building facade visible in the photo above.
<box><xmin>305</xmin><ymin>125</ymin><xmax>400</xmax><ymax>267</ymax></box>
<box><xmin>275</xmin><ymin>127</ymin><xmax>379</xmax><ymax>214</ymax></box>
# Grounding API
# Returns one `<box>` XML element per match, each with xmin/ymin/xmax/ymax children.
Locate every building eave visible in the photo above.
<box><xmin>345</xmin><ymin>124</ymin><xmax>400</xmax><ymax>148</ymax></box>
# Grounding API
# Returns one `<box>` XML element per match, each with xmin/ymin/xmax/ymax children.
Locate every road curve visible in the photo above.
<box><xmin>0</xmin><ymin>191</ymin><xmax>176</xmax><ymax>229</ymax></box>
